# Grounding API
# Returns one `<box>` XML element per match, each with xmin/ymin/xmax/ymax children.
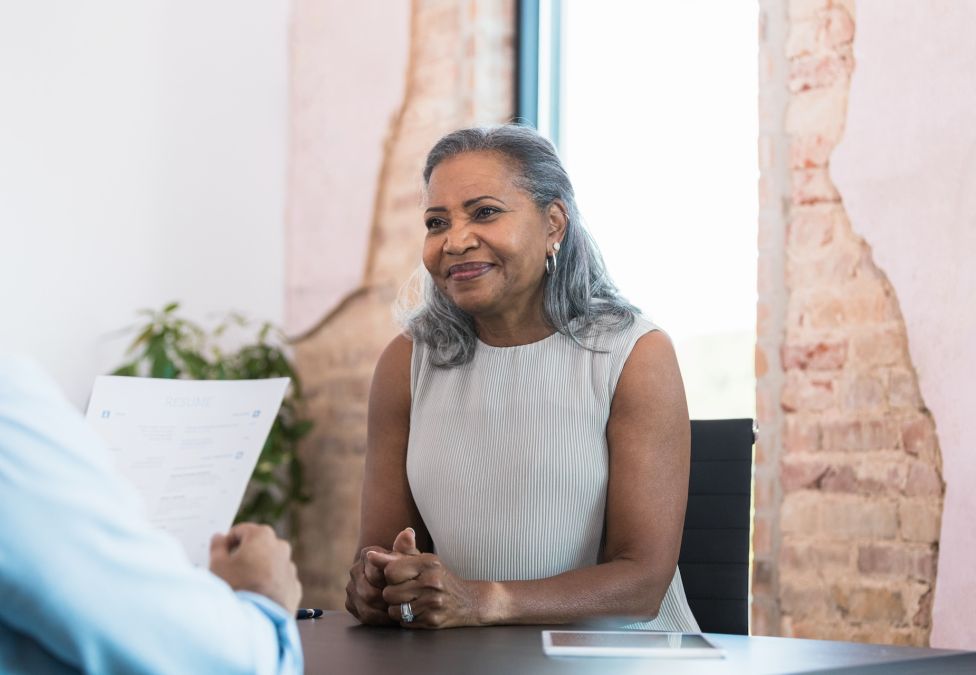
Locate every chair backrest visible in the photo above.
<box><xmin>678</xmin><ymin>418</ymin><xmax>755</xmax><ymax>635</ymax></box>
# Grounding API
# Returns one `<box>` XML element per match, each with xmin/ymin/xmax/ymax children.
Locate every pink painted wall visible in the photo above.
<box><xmin>831</xmin><ymin>0</ymin><xmax>976</xmax><ymax>650</ymax></box>
<box><xmin>285</xmin><ymin>0</ymin><xmax>410</xmax><ymax>335</ymax></box>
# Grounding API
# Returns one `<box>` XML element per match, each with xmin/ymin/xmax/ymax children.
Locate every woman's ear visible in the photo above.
<box><xmin>547</xmin><ymin>199</ymin><xmax>569</xmax><ymax>243</ymax></box>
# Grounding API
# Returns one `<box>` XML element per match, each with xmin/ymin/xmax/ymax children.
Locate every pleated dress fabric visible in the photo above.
<box><xmin>406</xmin><ymin>315</ymin><xmax>700</xmax><ymax>632</ymax></box>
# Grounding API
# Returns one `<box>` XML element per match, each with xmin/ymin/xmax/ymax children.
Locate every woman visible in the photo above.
<box><xmin>344</xmin><ymin>125</ymin><xmax>698</xmax><ymax>631</ymax></box>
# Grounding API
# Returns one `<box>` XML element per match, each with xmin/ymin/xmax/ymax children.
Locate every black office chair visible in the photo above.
<box><xmin>678</xmin><ymin>418</ymin><xmax>755</xmax><ymax>635</ymax></box>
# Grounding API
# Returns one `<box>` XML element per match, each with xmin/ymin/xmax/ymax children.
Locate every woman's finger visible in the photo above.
<box><xmin>382</xmin><ymin>553</ymin><xmax>432</xmax><ymax>585</ymax></box>
<box><xmin>387</xmin><ymin>596</ymin><xmax>428</xmax><ymax>627</ymax></box>
<box><xmin>357</xmin><ymin>575</ymin><xmax>385</xmax><ymax>606</ymax></box>
<box><xmin>381</xmin><ymin>577</ymin><xmax>424</xmax><ymax>605</ymax></box>
<box><xmin>362</xmin><ymin>551</ymin><xmax>388</xmax><ymax>587</ymax></box>
<box><xmin>392</xmin><ymin>527</ymin><xmax>420</xmax><ymax>555</ymax></box>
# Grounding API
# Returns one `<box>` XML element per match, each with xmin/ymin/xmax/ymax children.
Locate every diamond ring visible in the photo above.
<box><xmin>400</xmin><ymin>601</ymin><xmax>415</xmax><ymax>623</ymax></box>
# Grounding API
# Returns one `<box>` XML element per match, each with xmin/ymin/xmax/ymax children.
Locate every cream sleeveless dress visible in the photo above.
<box><xmin>405</xmin><ymin>316</ymin><xmax>700</xmax><ymax>632</ymax></box>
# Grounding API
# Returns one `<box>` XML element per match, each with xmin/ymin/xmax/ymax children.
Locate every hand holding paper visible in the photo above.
<box><xmin>85</xmin><ymin>376</ymin><xmax>289</xmax><ymax>566</ymax></box>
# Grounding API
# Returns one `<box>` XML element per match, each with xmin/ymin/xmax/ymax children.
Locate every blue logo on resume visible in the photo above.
<box><xmin>101</xmin><ymin>410</ymin><xmax>111</xmax><ymax>419</ymax></box>
<box><xmin>252</xmin><ymin>410</ymin><xmax>261</xmax><ymax>418</ymax></box>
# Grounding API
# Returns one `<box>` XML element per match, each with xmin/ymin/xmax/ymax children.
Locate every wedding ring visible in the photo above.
<box><xmin>400</xmin><ymin>601</ymin><xmax>415</xmax><ymax>623</ymax></box>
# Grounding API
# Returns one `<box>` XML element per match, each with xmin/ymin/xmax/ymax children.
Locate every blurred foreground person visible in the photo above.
<box><xmin>0</xmin><ymin>356</ymin><xmax>303</xmax><ymax>674</ymax></box>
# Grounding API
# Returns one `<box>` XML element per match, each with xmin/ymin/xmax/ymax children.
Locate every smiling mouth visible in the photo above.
<box><xmin>448</xmin><ymin>263</ymin><xmax>493</xmax><ymax>281</ymax></box>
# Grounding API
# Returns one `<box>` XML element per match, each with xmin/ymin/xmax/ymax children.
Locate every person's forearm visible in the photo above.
<box><xmin>475</xmin><ymin>559</ymin><xmax>672</xmax><ymax>626</ymax></box>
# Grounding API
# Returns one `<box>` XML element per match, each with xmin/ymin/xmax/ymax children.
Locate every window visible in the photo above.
<box><xmin>521</xmin><ymin>0</ymin><xmax>758</xmax><ymax>419</ymax></box>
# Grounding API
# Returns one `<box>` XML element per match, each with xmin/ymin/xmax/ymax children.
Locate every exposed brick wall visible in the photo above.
<box><xmin>754</xmin><ymin>0</ymin><xmax>945</xmax><ymax>645</ymax></box>
<box><xmin>291</xmin><ymin>0</ymin><xmax>515</xmax><ymax>609</ymax></box>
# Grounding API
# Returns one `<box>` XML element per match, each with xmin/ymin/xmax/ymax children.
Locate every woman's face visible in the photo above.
<box><xmin>422</xmin><ymin>151</ymin><xmax>562</xmax><ymax>323</ymax></box>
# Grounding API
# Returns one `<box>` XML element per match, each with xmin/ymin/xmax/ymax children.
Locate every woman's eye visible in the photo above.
<box><xmin>425</xmin><ymin>218</ymin><xmax>447</xmax><ymax>231</ymax></box>
<box><xmin>475</xmin><ymin>206</ymin><xmax>500</xmax><ymax>219</ymax></box>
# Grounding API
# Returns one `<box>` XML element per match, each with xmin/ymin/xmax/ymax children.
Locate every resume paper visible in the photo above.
<box><xmin>85</xmin><ymin>376</ymin><xmax>289</xmax><ymax>566</ymax></box>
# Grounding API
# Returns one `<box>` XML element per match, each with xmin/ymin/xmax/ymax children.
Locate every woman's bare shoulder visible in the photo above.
<box><xmin>370</xmin><ymin>334</ymin><xmax>413</xmax><ymax>406</ymax></box>
<box><xmin>375</xmin><ymin>333</ymin><xmax>413</xmax><ymax>371</ymax></box>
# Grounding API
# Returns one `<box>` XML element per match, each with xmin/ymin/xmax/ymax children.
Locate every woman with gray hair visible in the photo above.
<box><xmin>345</xmin><ymin>124</ymin><xmax>699</xmax><ymax>632</ymax></box>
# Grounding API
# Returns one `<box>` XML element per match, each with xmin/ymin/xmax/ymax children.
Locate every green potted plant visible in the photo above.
<box><xmin>111</xmin><ymin>302</ymin><xmax>312</xmax><ymax>536</ymax></box>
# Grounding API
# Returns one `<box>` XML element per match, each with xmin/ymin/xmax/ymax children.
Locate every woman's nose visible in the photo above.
<box><xmin>443</xmin><ymin>224</ymin><xmax>476</xmax><ymax>254</ymax></box>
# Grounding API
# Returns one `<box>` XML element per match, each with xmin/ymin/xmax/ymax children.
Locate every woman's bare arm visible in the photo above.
<box><xmin>356</xmin><ymin>334</ymin><xmax>432</xmax><ymax>554</ymax></box>
<box><xmin>345</xmin><ymin>335</ymin><xmax>432</xmax><ymax>624</ymax></box>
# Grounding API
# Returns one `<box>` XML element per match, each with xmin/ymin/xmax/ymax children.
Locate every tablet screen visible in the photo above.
<box><xmin>542</xmin><ymin>631</ymin><xmax>725</xmax><ymax>658</ymax></box>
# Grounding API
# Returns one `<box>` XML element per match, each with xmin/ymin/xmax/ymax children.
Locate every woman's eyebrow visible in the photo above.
<box><xmin>462</xmin><ymin>195</ymin><xmax>506</xmax><ymax>208</ymax></box>
<box><xmin>424</xmin><ymin>195</ymin><xmax>507</xmax><ymax>215</ymax></box>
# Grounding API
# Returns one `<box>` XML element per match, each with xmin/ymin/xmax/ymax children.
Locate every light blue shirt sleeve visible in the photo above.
<box><xmin>0</xmin><ymin>356</ymin><xmax>303</xmax><ymax>675</ymax></box>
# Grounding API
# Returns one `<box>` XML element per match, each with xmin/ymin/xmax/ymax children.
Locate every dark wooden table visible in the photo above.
<box><xmin>298</xmin><ymin>612</ymin><xmax>975</xmax><ymax>674</ymax></box>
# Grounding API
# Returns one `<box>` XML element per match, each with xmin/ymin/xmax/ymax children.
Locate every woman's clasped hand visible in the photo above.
<box><xmin>346</xmin><ymin>528</ymin><xmax>491</xmax><ymax>629</ymax></box>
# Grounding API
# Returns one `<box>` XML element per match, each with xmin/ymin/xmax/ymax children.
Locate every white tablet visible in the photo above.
<box><xmin>541</xmin><ymin>630</ymin><xmax>726</xmax><ymax>658</ymax></box>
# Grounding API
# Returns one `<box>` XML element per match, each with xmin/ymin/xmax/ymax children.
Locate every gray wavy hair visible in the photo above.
<box><xmin>402</xmin><ymin>124</ymin><xmax>638</xmax><ymax>367</ymax></box>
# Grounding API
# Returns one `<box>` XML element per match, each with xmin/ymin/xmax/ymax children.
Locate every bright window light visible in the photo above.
<box><xmin>558</xmin><ymin>1</ymin><xmax>758</xmax><ymax>419</ymax></box>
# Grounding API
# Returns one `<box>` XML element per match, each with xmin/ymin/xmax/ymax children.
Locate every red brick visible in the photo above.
<box><xmin>790</xmin><ymin>134</ymin><xmax>834</xmax><ymax>168</ymax></box>
<box><xmin>913</xmin><ymin>588</ymin><xmax>934</xmax><ymax>628</ymax></box>
<box><xmin>818</xmin><ymin>464</ymin><xmax>857</xmax><ymax>493</ymax></box>
<box><xmin>821</xmin><ymin>497</ymin><xmax>897</xmax><ymax>540</ymax></box>
<box><xmin>898</xmin><ymin>500</ymin><xmax>942</xmax><ymax>544</ymax></box>
<box><xmin>785</xmin><ymin>85</ymin><xmax>847</xmax><ymax>141</ymax></box>
<box><xmin>785</xmin><ymin>17</ymin><xmax>820</xmax><ymax>58</ymax></box>
<box><xmin>781</xmin><ymin>581</ymin><xmax>833</xmax><ymax>617</ymax></box>
<box><xmin>795</xmin><ymin>293</ymin><xmax>844</xmax><ymax>329</ymax></box>
<box><xmin>887</xmin><ymin>368</ymin><xmax>923</xmax><ymax>409</ymax></box>
<box><xmin>786</xmin><ymin>242</ymin><xmax>861</xmax><ymax>288</ymax></box>
<box><xmin>786</xmin><ymin>7</ymin><xmax>854</xmax><ymax>55</ymax></box>
<box><xmin>782</xmin><ymin>340</ymin><xmax>847</xmax><ymax>370</ymax></box>
<box><xmin>856</xmin><ymin>545</ymin><xmax>892</xmax><ymax>575</ymax></box>
<box><xmin>789</xmin><ymin>0</ymin><xmax>830</xmax><ymax>21</ymax></box>
<box><xmin>751</xmin><ymin>602</ymin><xmax>777</xmax><ymax>637</ymax></box>
<box><xmin>781</xmin><ymin>493</ymin><xmax>820</xmax><ymax>534</ymax></box>
<box><xmin>832</xmin><ymin>586</ymin><xmax>905</xmax><ymax>623</ymax></box>
<box><xmin>789</xmin><ymin>49</ymin><xmax>854</xmax><ymax>92</ymax></box>
<box><xmin>782</xmin><ymin>371</ymin><xmax>836</xmax><ymax>412</ymax></box>
<box><xmin>901</xmin><ymin>415</ymin><xmax>936</xmax><ymax>457</ymax></box>
<box><xmin>823</xmin><ymin>7</ymin><xmax>855</xmax><ymax>47</ymax></box>
<box><xmin>753</xmin><ymin>558</ymin><xmax>775</xmax><ymax>589</ymax></box>
<box><xmin>780</xmin><ymin>616</ymin><xmax>799</xmax><ymax>638</ymax></box>
<box><xmin>780</xmin><ymin>540</ymin><xmax>850</xmax><ymax>571</ymax></box>
<box><xmin>849</xmin><ymin>460</ymin><xmax>906</xmax><ymax>495</ymax></box>
<box><xmin>753</xmin><ymin>515</ymin><xmax>773</xmax><ymax>556</ymax></box>
<box><xmin>792</xmin><ymin>167</ymin><xmax>841</xmax><ymax>204</ymax></box>
<box><xmin>784</xmin><ymin>415</ymin><xmax>822</xmax><ymax>453</ymax></box>
<box><xmin>788</xmin><ymin>204</ymin><xmax>837</xmax><ymax>250</ymax></box>
<box><xmin>904</xmin><ymin>462</ymin><xmax>943</xmax><ymax>497</ymax></box>
<box><xmin>850</xmin><ymin>328</ymin><xmax>906</xmax><ymax>367</ymax></box>
<box><xmin>841</xmin><ymin>287</ymin><xmax>898</xmax><ymax>325</ymax></box>
<box><xmin>857</xmin><ymin>544</ymin><xmax>933</xmax><ymax>578</ymax></box>
<box><xmin>756</xmin><ymin>344</ymin><xmax>769</xmax><ymax>378</ymax></box>
<box><xmin>910</xmin><ymin>548</ymin><xmax>938</xmax><ymax>582</ymax></box>
<box><xmin>842</xmin><ymin>374</ymin><xmax>886</xmax><ymax>411</ymax></box>
<box><xmin>781</xmin><ymin>458</ymin><xmax>829</xmax><ymax>492</ymax></box>
<box><xmin>821</xmin><ymin>417</ymin><xmax>899</xmax><ymax>452</ymax></box>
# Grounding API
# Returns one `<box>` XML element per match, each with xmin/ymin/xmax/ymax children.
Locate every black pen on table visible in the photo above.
<box><xmin>296</xmin><ymin>608</ymin><xmax>324</xmax><ymax>620</ymax></box>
